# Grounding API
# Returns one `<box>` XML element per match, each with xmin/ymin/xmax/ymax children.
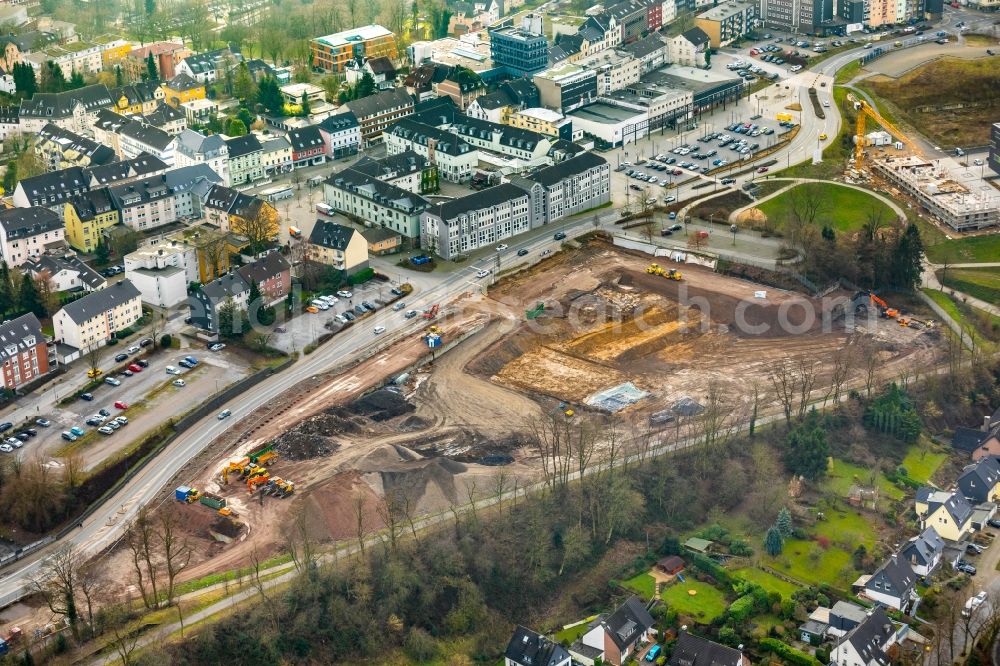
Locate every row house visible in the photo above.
<box><xmin>13</xmin><ymin>154</ymin><xmax>168</xmax><ymax>209</ymax></box>
<box><xmin>318</xmin><ymin>113</ymin><xmax>362</xmax><ymax>160</ymax></box>
<box><xmin>448</xmin><ymin>116</ymin><xmax>552</xmax><ymax>162</ymax></box>
<box><xmin>287</xmin><ymin>125</ymin><xmax>326</xmax><ymax>168</ymax></box>
<box><xmin>323</xmin><ymin>167</ymin><xmax>430</xmax><ymax>239</ymax></box>
<box><xmin>385</xmin><ymin>118</ymin><xmax>477</xmax><ymax>183</ymax></box>
<box><xmin>63</xmin><ymin>187</ymin><xmax>119</xmax><ymax>253</ymax></box>
<box><xmin>108</xmin><ymin>176</ymin><xmax>177</xmax><ymax>233</ymax></box>
<box><xmin>138</xmin><ymin>103</ymin><xmax>187</xmax><ymax>136</ymax></box>
<box><xmin>110</xmin><ymin>81</ymin><xmax>165</xmax><ymax>115</ymax></box>
<box><xmin>188</xmin><ymin>253</ymin><xmax>290</xmax><ymax>332</ymax></box>
<box><xmin>175</xmin><ymin>128</ymin><xmax>230</xmax><ymax>185</ymax></box>
<box><xmin>116</xmin><ymin>119</ymin><xmax>177</xmax><ymax>166</ymax></box>
<box><xmin>340</xmin><ymin>88</ymin><xmax>414</xmax><ymax>146</ymax></box>
<box><xmin>202</xmin><ymin>184</ymin><xmax>276</xmax><ymax>234</ymax></box>
<box><xmin>224</xmin><ymin>133</ymin><xmax>265</xmax><ymax>185</ymax></box>
<box><xmin>260</xmin><ymin>137</ymin><xmax>292</xmax><ymax>176</ymax></box>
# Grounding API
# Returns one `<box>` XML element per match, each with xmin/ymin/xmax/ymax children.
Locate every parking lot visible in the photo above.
<box><xmin>8</xmin><ymin>347</ymin><xmax>254</xmax><ymax>470</ymax></box>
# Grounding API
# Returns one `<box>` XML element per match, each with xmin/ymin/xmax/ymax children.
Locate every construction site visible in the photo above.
<box><xmin>79</xmin><ymin>237</ymin><xmax>949</xmax><ymax>589</ymax></box>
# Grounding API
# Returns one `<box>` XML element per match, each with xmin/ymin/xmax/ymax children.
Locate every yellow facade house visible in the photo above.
<box><xmin>64</xmin><ymin>189</ymin><xmax>120</xmax><ymax>253</ymax></box>
<box><xmin>163</xmin><ymin>73</ymin><xmax>206</xmax><ymax>108</ymax></box>
<box><xmin>915</xmin><ymin>488</ymin><xmax>974</xmax><ymax>542</ymax></box>
<box><xmin>307</xmin><ymin>220</ymin><xmax>369</xmax><ymax>274</ymax></box>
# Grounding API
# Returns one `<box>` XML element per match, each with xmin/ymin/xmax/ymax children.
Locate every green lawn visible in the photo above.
<box><xmin>554</xmin><ymin>617</ymin><xmax>596</xmax><ymax>645</ymax></box>
<box><xmin>822</xmin><ymin>458</ymin><xmax>905</xmax><ymax>501</ymax></box>
<box><xmin>938</xmin><ymin>267</ymin><xmax>1000</xmax><ymax>307</ymax></box>
<box><xmin>813</xmin><ymin>510</ymin><xmax>877</xmax><ymax>550</ymax></box>
<box><xmin>922</xmin><ymin>288</ymin><xmax>998</xmax><ymax>350</ymax></box>
<box><xmin>925</xmin><ymin>235</ymin><xmax>1000</xmax><ymax>265</ymax></box>
<box><xmin>660</xmin><ymin>580</ymin><xmax>728</xmax><ymax>621</ymax></box>
<box><xmin>750</xmin><ymin>614</ymin><xmax>786</xmax><ymax>637</ymax></box>
<box><xmin>757</xmin><ymin>183</ymin><xmax>897</xmax><ymax>233</ymax></box>
<box><xmin>734</xmin><ymin>568</ymin><xmax>801</xmax><ymax>598</ymax></box>
<box><xmin>622</xmin><ymin>572</ymin><xmax>658</xmax><ymax>600</ymax></box>
<box><xmin>766</xmin><ymin>538</ymin><xmax>855</xmax><ymax>589</ymax></box>
<box><xmin>901</xmin><ymin>444</ymin><xmax>947</xmax><ymax>484</ymax></box>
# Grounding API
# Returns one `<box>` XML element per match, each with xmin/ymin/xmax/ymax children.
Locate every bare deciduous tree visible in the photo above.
<box><xmin>30</xmin><ymin>545</ymin><xmax>81</xmax><ymax>638</ymax></box>
<box><xmin>159</xmin><ymin>511</ymin><xmax>193</xmax><ymax>606</ymax></box>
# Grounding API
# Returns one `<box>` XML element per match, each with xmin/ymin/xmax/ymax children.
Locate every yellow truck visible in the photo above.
<box><xmin>776</xmin><ymin>112</ymin><xmax>793</xmax><ymax>122</ymax></box>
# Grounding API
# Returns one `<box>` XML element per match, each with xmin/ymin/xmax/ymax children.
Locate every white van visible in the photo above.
<box><xmin>310</xmin><ymin>299</ymin><xmax>329</xmax><ymax>310</ymax></box>
<box><xmin>166</xmin><ymin>365</ymin><xmax>180</xmax><ymax>375</ymax></box>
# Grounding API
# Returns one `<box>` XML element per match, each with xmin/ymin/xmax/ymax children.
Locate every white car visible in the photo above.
<box><xmin>173</xmin><ymin>379</ymin><xmax>186</xmax><ymax>387</ymax></box>
<box><xmin>115</xmin><ymin>416</ymin><xmax>129</xmax><ymax>425</ymax></box>
<box><xmin>974</xmin><ymin>159</ymin><xmax>984</xmax><ymax>166</ymax></box>
<box><xmin>166</xmin><ymin>365</ymin><xmax>180</xmax><ymax>375</ymax></box>
<box><xmin>664</xmin><ymin>196</ymin><xmax>677</xmax><ymax>203</ymax></box>
<box><xmin>89</xmin><ymin>414</ymin><xmax>106</xmax><ymax>423</ymax></box>
<box><xmin>0</xmin><ymin>444</ymin><xmax>13</xmax><ymax>453</ymax></box>
<box><xmin>322</xmin><ymin>295</ymin><xmax>339</xmax><ymax>305</ymax></box>
<box><xmin>336</xmin><ymin>289</ymin><xmax>353</xmax><ymax>298</ymax></box>
<box><xmin>209</xmin><ymin>343</ymin><xmax>225</xmax><ymax>352</ymax></box>
<box><xmin>823</xmin><ymin>100</ymin><xmax>830</xmax><ymax>107</ymax></box>
<box><xmin>495</xmin><ymin>244</ymin><xmax>508</xmax><ymax>251</ymax></box>
<box><xmin>126</xmin><ymin>346</ymin><xmax>140</xmax><ymax>354</ymax></box>
<box><xmin>373</xmin><ymin>326</ymin><xmax>386</xmax><ymax>335</ymax></box>
<box><xmin>217</xmin><ymin>409</ymin><xmax>231</xmax><ymax>420</ymax></box>
<box><xmin>98</xmin><ymin>426</ymin><xmax>114</xmax><ymax>435</ymax></box>
<box><xmin>476</xmin><ymin>269</ymin><xmax>491</xmax><ymax>278</ymax></box>
<box><xmin>790</xmin><ymin>65</ymin><xmax>803</xmax><ymax>72</ymax></box>
<box><xmin>963</xmin><ymin>592</ymin><xmax>988</xmax><ymax>616</ymax></box>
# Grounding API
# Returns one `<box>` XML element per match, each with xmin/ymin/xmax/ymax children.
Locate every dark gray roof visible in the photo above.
<box><xmin>366</xmin><ymin>56</ymin><xmax>396</xmax><ymax>75</ymax></box>
<box><xmin>548</xmin><ymin>139</ymin><xmax>585</xmax><ymax>160</ymax></box>
<box><xmin>504</xmin><ymin>626</ymin><xmax>571</xmax><ymax>666</ymax></box>
<box><xmin>176</xmin><ymin>128</ymin><xmax>227</xmax><ymax>157</ymax></box>
<box><xmin>450</xmin><ymin>115</ymin><xmax>545</xmax><ymax>152</ymax></box>
<box><xmin>166</xmin><ymin>72</ymin><xmax>202</xmax><ymax>92</ymax></box>
<box><xmin>182</xmin><ymin>47</ymin><xmax>242</xmax><ymax>75</ymax></box>
<box><xmin>865</xmin><ymin>554</ymin><xmax>916</xmax><ymax>599</ymax></box>
<box><xmin>953</xmin><ymin>426</ymin><xmax>988</xmax><ymax>452</ymax></box>
<box><xmin>110</xmin><ymin>81</ymin><xmax>162</xmax><ymax>107</ymax></box>
<box><xmin>224</xmin><ymin>133</ymin><xmax>263</xmax><ymax>158</ymax></box>
<box><xmin>428</xmin><ymin>184</ymin><xmax>529</xmax><ymax>223</ymax></box>
<box><xmin>475</xmin><ymin>90</ymin><xmax>514</xmax><ymax>111</ymax></box>
<box><xmin>0</xmin><ymin>105</ymin><xmax>18</xmax><ymax>124</ymax></box>
<box><xmin>926</xmin><ymin>490</ymin><xmax>974</xmax><ymax>526</ymax></box>
<box><xmin>682</xmin><ymin>27</ymin><xmax>711</xmax><ymax>47</ymax></box>
<box><xmin>24</xmin><ymin>254</ymin><xmax>106</xmax><ymax>290</ymax></box>
<box><xmin>319</xmin><ymin>112</ymin><xmax>360</xmax><ymax>133</ymax></box>
<box><xmin>326</xmin><ymin>167</ymin><xmax>430</xmax><ymax>215</ymax></box>
<box><xmin>349</xmin><ymin>150</ymin><xmax>430</xmax><ymax>179</ymax></box>
<box><xmin>526</xmin><ymin>151</ymin><xmax>607</xmax><ymax>187</ymax></box>
<box><xmin>670</xmin><ymin>631</ymin><xmax>744</xmax><ymax>666</ymax></box>
<box><xmin>0</xmin><ymin>313</ymin><xmax>44</xmax><ymax>363</ymax></box>
<box><xmin>93</xmin><ymin>108</ymin><xmax>130</xmax><ymax>134</ymax></box>
<box><xmin>66</xmin><ymin>188</ymin><xmax>116</xmax><ymax>222</ymax></box>
<box><xmin>387</xmin><ymin>119</ymin><xmax>474</xmax><ymax>157</ymax></box>
<box><xmin>87</xmin><ymin>154</ymin><xmax>168</xmax><ymax>187</ymax></box>
<box><xmin>287</xmin><ymin>125</ymin><xmax>324</xmax><ymax>152</ymax></box>
<box><xmin>344</xmin><ymin>88</ymin><xmax>414</xmax><ymax>119</ymax></box>
<box><xmin>60</xmin><ymin>279</ymin><xmax>141</xmax><ymax>325</ymax></box>
<box><xmin>164</xmin><ymin>164</ymin><xmax>223</xmax><ymax>192</ymax></box>
<box><xmin>0</xmin><ymin>31</ymin><xmax>57</xmax><ymax>53</ymax></box>
<box><xmin>901</xmin><ymin>526</ymin><xmax>945</xmax><ymax>566</ymax></box>
<box><xmin>359</xmin><ymin>226</ymin><xmax>400</xmax><ymax>243</ymax></box>
<box><xmin>0</xmin><ymin>206</ymin><xmax>61</xmax><ymax>239</ymax></box>
<box><xmin>958</xmin><ymin>456</ymin><xmax>1000</xmax><ymax>502</ymax></box>
<box><xmin>841</xmin><ymin>607</ymin><xmax>894</xmax><ymax>666</ymax></box>
<box><xmin>38</xmin><ymin>123</ymin><xmax>116</xmax><ymax>166</ymax></box>
<box><xmin>237</xmin><ymin>251</ymin><xmax>289</xmax><ymax>285</ymax></box>
<box><xmin>309</xmin><ymin>220</ymin><xmax>360</xmax><ymax>250</ymax></box>
<box><xmin>16</xmin><ymin>167</ymin><xmax>88</xmax><ymax>205</ymax></box>
<box><xmin>603</xmin><ymin>596</ymin><xmax>654</xmax><ymax>651</ymax></box>
<box><xmin>140</xmin><ymin>102</ymin><xmax>184</xmax><ymax>128</ymax></box>
<box><xmin>19</xmin><ymin>84</ymin><xmax>113</xmax><ymax>119</ymax></box>
<box><xmin>203</xmin><ymin>184</ymin><xmax>266</xmax><ymax>218</ymax></box>
<box><xmin>622</xmin><ymin>33</ymin><xmax>667</xmax><ymax>58</ymax></box>
<box><xmin>199</xmin><ymin>271</ymin><xmax>249</xmax><ymax>301</ymax></box>
<box><xmin>118</xmin><ymin>119</ymin><xmax>175</xmax><ymax>151</ymax></box>
<box><xmin>108</xmin><ymin>176</ymin><xmax>172</xmax><ymax>208</ymax></box>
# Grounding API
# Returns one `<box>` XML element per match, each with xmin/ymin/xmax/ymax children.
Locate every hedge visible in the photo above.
<box><xmin>759</xmin><ymin>638</ymin><xmax>823</xmax><ymax>666</ymax></box>
<box><xmin>690</xmin><ymin>552</ymin><xmax>733</xmax><ymax>586</ymax></box>
<box><xmin>349</xmin><ymin>267</ymin><xmax>375</xmax><ymax>284</ymax></box>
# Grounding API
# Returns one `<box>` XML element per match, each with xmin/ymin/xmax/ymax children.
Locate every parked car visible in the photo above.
<box><xmin>70</xmin><ymin>426</ymin><xmax>85</xmax><ymax>437</ymax></box>
<box><xmin>36</xmin><ymin>418</ymin><xmax>50</xmax><ymax>427</ymax></box>
<box><xmin>967</xmin><ymin>543</ymin><xmax>985</xmax><ymax>555</ymax></box>
<box><xmin>646</xmin><ymin>645</ymin><xmax>662</xmax><ymax>662</ymax></box>
<box><xmin>956</xmin><ymin>560</ymin><xmax>977</xmax><ymax>575</ymax></box>
<box><xmin>87</xmin><ymin>368</ymin><xmax>103</xmax><ymax>378</ymax></box>
<box><xmin>128</xmin><ymin>363</ymin><xmax>142</xmax><ymax>373</ymax></box>
<box><xmin>137</xmin><ymin>359</ymin><xmax>149</xmax><ymax>368</ymax></box>
<box><xmin>392</xmin><ymin>302</ymin><xmax>406</xmax><ymax>311</ymax></box>
<box><xmin>166</xmin><ymin>366</ymin><xmax>180</xmax><ymax>375</ymax></box>
<box><xmin>336</xmin><ymin>289</ymin><xmax>353</xmax><ymax>298</ymax></box>
<box><xmin>987</xmin><ymin>518</ymin><xmax>1000</xmax><ymax>529</ymax></box>
<box><xmin>373</xmin><ymin>326</ymin><xmax>386</xmax><ymax>335</ymax></box>
<box><xmin>105</xmin><ymin>377</ymin><xmax>121</xmax><ymax>386</ymax></box>
<box><xmin>173</xmin><ymin>379</ymin><xmax>187</xmax><ymax>387</ymax></box>
<box><xmin>61</xmin><ymin>432</ymin><xmax>77</xmax><ymax>442</ymax></box>
<box><xmin>404</xmin><ymin>310</ymin><xmax>418</xmax><ymax>319</ymax></box>
<box><xmin>139</xmin><ymin>337</ymin><xmax>153</xmax><ymax>347</ymax></box>
<box><xmin>183</xmin><ymin>356</ymin><xmax>198</xmax><ymax>366</ymax></box>
<box><xmin>98</xmin><ymin>426</ymin><xmax>114</xmax><ymax>435</ymax></box>
<box><xmin>115</xmin><ymin>401</ymin><xmax>128</xmax><ymax>410</ymax></box>
<box><xmin>0</xmin><ymin>422</ymin><xmax>12</xmax><ymax>433</ymax></box>
<box><xmin>80</xmin><ymin>393</ymin><xmax>94</xmax><ymax>401</ymax></box>
<box><xmin>178</xmin><ymin>359</ymin><xmax>193</xmax><ymax>369</ymax></box>
<box><xmin>342</xmin><ymin>311</ymin><xmax>356</xmax><ymax>322</ymax></box>
<box><xmin>0</xmin><ymin>444</ymin><xmax>12</xmax><ymax>453</ymax></box>
<box><xmin>963</xmin><ymin>591</ymin><xmax>988</xmax><ymax>616</ymax></box>
<box><xmin>361</xmin><ymin>302</ymin><xmax>376</xmax><ymax>312</ymax></box>
<box><xmin>114</xmin><ymin>353</ymin><xmax>128</xmax><ymax>363</ymax></box>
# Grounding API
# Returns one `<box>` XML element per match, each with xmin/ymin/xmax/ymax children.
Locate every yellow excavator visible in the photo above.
<box><xmin>646</xmin><ymin>263</ymin><xmax>682</xmax><ymax>280</ymax></box>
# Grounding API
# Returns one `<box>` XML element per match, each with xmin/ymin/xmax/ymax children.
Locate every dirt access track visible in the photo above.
<box><xmin>96</xmin><ymin>239</ymin><xmax>943</xmax><ymax>589</ymax></box>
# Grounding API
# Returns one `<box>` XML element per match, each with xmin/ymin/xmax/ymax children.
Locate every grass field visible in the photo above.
<box><xmin>757</xmin><ymin>183</ymin><xmax>896</xmax><ymax>232</ymax></box>
<box><xmin>926</xmin><ymin>235</ymin><xmax>1000</xmax><ymax>265</ymax></box>
<box><xmin>554</xmin><ymin>617</ymin><xmax>597</xmax><ymax>644</ymax></box>
<box><xmin>901</xmin><ymin>443</ymin><xmax>947</xmax><ymax>484</ymax></box>
<box><xmin>734</xmin><ymin>567</ymin><xmax>801</xmax><ymax>598</ymax></box>
<box><xmin>660</xmin><ymin>580</ymin><xmax>728</xmax><ymax>621</ymax></box>
<box><xmin>622</xmin><ymin>572</ymin><xmax>658</xmax><ymax>599</ymax></box>
<box><xmin>938</xmin><ymin>266</ymin><xmax>1000</xmax><ymax>306</ymax></box>
<box><xmin>767</xmin><ymin>538</ymin><xmax>855</xmax><ymax>589</ymax></box>
<box><xmin>860</xmin><ymin>58</ymin><xmax>1000</xmax><ymax>148</ymax></box>
<box><xmin>822</xmin><ymin>458</ymin><xmax>906</xmax><ymax>501</ymax></box>
<box><xmin>923</xmin><ymin>288</ymin><xmax>999</xmax><ymax>349</ymax></box>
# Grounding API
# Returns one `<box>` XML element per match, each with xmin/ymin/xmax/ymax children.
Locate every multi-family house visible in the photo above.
<box><xmin>162</xmin><ymin>73</ymin><xmax>206</xmax><ymax>108</ymax></box>
<box><xmin>0</xmin><ymin>313</ymin><xmax>53</xmax><ymax>391</ymax></box>
<box><xmin>12</xmin><ymin>166</ymin><xmax>89</xmax><ymax>209</ymax></box>
<box><xmin>340</xmin><ymin>88</ymin><xmax>414</xmax><ymax>145</ymax></box>
<box><xmin>420</xmin><ymin>184</ymin><xmax>534</xmax><ymax>260</ymax></box>
<box><xmin>180</xmin><ymin>98</ymin><xmax>219</xmax><ymax>126</ymax></box>
<box><xmin>385</xmin><ymin>119</ymin><xmax>477</xmax><ymax>183</ymax></box>
<box><xmin>0</xmin><ymin>206</ymin><xmax>64</xmax><ymax>266</ymax></box>
<box><xmin>109</xmin><ymin>176</ymin><xmax>177</xmax><ymax>232</ymax></box>
<box><xmin>449</xmin><ymin>116</ymin><xmax>551</xmax><ymax>162</ymax></box>
<box><xmin>125</xmin><ymin>243</ymin><xmax>192</xmax><ymax>307</ymax></box>
<box><xmin>260</xmin><ymin>137</ymin><xmax>292</xmax><ymax>177</ymax></box>
<box><xmin>348</xmin><ymin>151</ymin><xmax>438</xmax><ymax>194</ymax></box>
<box><xmin>224</xmin><ymin>133</ymin><xmax>264</xmax><ymax>185</ymax></box>
<box><xmin>122</xmin><ymin>41</ymin><xmax>187</xmax><ymax>82</ymax></box>
<box><xmin>667</xmin><ymin>631</ymin><xmax>749</xmax><ymax>666</ymax></box>
<box><xmin>165</xmin><ymin>163</ymin><xmax>223</xmax><ymax>219</ymax></box>
<box><xmin>504</xmin><ymin>627</ymin><xmax>571</xmax><ymax>666</ymax></box>
<box><xmin>863</xmin><ymin>554</ymin><xmax>918</xmax><ymax>612</ymax></box>
<box><xmin>236</xmin><ymin>251</ymin><xmax>290</xmax><ymax>307</ymax></box>
<box><xmin>18</xmin><ymin>84</ymin><xmax>114</xmax><ymax>134</ymax></box>
<box><xmin>201</xmin><ymin>184</ymin><xmax>276</xmax><ymax>234</ymax></box>
<box><xmin>116</xmin><ymin>119</ymin><xmax>176</xmax><ymax>166</ymax></box>
<box><xmin>826</xmin><ymin>601</ymin><xmax>870</xmax><ymax>638</ymax></box>
<box><xmin>138</xmin><ymin>102</ymin><xmax>187</xmax><ymax>136</ymax></box>
<box><xmin>667</xmin><ymin>28</ymin><xmax>711</xmax><ymax>68</ymax></box>
<box><xmin>915</xmin><ymin>487</ymin><xmax>974</xmax><ymax>542</ymax></box>
<box><xmin>900</xmin><ymin>526</ymin><xmax>946</xmax><ymax>577</ymax></box>
<box><xmin>23</xmin><ymin>253</ymin><xmax>106</xmax><ymax>292</ymax></box>
<box><xmin>0</xmin><ymin>106</ymin><xmax>19</xmax><ymax>143</ymax></box>
<box><xmin>175</xmin><ymin>129</ymin><xmax>230</xmax><ymax>185</ymax></box>
<box><xmin>92</xmin><ymin>108</ymin><xmax>131</xmax><ymax>155</ymax></box>
<box><xmin>830</xmin><ymin>607</ymin><xmax>898</xmax><ymax>666</ymax></box>
<box><xmin>317</xmin><ymin>113</ymin><xmax>361</xmax><ymax>160</ymax></box>
<box><xmin>957</xmin><ymin>456</ymin><xmax>1000</xmax><ymax>504</ymax></box>
<box><xmin>53</xmin><ymin>279</ymin><xmax>143</xmax><ymax>352</ymax></box>
<box><xmin>695</xmin><ymin>0</ymin><xmax>759</xmax><ymax>47</ymax></box>
<box><xmin>323</xmin><ymin>166</ymin><xmax>430</xmax><ymax>239</ymax></box>
<box><xmin>433</xmin><ymin>66</ymin><xmax>486</xmax><ymax>111</ymax></box>
<box><xmin>287</xmin><ymin>125</ymin><xmax>326</xmax><ymax>168</ymax></box>
<box><xmin>307</xmin><ymin>221</ymin><xmax>369</xmax><ymax>274</ymax></box>
<box><xmin>35</xmin><ymin>123</ymin><xmax>116</xmax><ymax>171</ymax></box>
<box><xmin>63</xmin><ymin>188</ymin><xmax>119</xmax><ymax>253</ymax></box>
<box><xmin>175</xmin><ymin>46</ymin><xmax>243</xmax><ymax>84</ymax></box>
<box><xmin>109</xmin><ymin>81</ymin><xmax>165</xmax><ymax>115</ymax></box>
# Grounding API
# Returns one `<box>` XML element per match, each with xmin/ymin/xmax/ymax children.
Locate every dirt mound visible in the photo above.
<box><xmin>273</xmin><ymin>411</ymin><xmax>352</xmax><ymax>460</ymax></box>
<box><xmin>211</xmin><ymin>517</ymin><xmax>243</xmax><ymax>539</ymax></box>
<box><xmin>397</xmin><ymin>415</ymin><xmax>432</xmax><ymax>431</ymax></box>
<box><xmin>406</xmin><ymin>429</ymin><xmax>526</xmax><ymax>464</ymax></box>
<box><xmin>351</xmin><ymin>388</ymin><xmax>415</xmax><ymax>421</ymax></box>
<box><xmin>379</xmin><ymin>457</ymin><xmax>469</xmax><ymax>507</ymax></box>
<box><xmin>736</xmin><ymin>207</ymin><xmax>767</xmax><ymax>225</ymax></box>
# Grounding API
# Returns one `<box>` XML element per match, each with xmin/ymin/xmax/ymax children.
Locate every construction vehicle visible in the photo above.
<box><xmin>868</xmin><ymin>292</ymin><xmax>899</xmax><ymax>319</ymax></box>
<box><xmin>248</xmin><ymin>473</ymin><xmax>270</xmax><ymax>492</ymax></box>
<box><xmin>646</xmin><ymin>263</ymin><xmax>682</xmax><ymax>280</ymax></box>
<box><xmin>526</xmin><ymin>302</ymin><xmax>545</xmax><ymax>320</ymax></box>
<box><xmin>220</xmin><ymin>458</ymin><xmax>250</xmax><ymax>484</ymax></box>
<box><xmin>427</xmin><ymin>324</ymin><xmax>441</xmax><ymax>335</ymax></box>
<box><xmin>846</xmin><ymin>92</ymin><xmax>922</xmax><ymax>170</ymax></box>
<box><xmin>422</xmin><ymin>304</ymin><xmax>439</xmax><ymax>319</ymax></box>
<box><xmin>199</xmin><ymin>492</ymin><xmax>227</xmax><ymax>510</ymax></box>
<box><xmin>175</xmin><ymin>486</ymin><xmax>201</xmax><ymax>503</ymax></box>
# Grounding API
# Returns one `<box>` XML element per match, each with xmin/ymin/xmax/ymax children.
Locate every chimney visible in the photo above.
<box><xmin>680</xmin><ymin>625</ymin><xmax>688</xmax><ymax>632</ymax></box>
<box><xmin>985</xmin><ymin>416</ymin><xmax>992</xmax><ymax>432</ymax></box>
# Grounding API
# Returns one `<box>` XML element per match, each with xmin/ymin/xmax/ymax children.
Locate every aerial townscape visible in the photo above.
<box><xmin>0</xmin><ymin>0</ymin><xmax>996</xmax><ymax>662</ymax></box>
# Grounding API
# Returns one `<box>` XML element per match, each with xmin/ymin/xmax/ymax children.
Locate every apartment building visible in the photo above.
<box><xmin>512</xmin><ymin>151</ymin><xmax>611</xmax><ymax>222</ymax></box>
<box><xmin>287</xmin><ymin>125</ymin><xmax>327</xmax><ymax>168</ymax></box>
<box><xmin>666</xmin><ymin>28</ymin><xmax>711</xmax><ymax>68</ymax></box>
<box><xmin>534</xmin><ymin>64</ymin><xmax>599</xmax><ymax>114</ymax></box>
<box><xmin>340</xmin><ymin>88</ymin><xmax>415</xmax><ymax>145</ymax></box>
<box><xmin>124</xmin><ymin>243</ymin><xmax>193</xmax><ymax>307</ymax></box>
<box><xmin>576</xmin><ymin>49</ymin><xmax>642</xmax><ymax>96</ymax></box>
<box><xmin>310</xmin><ymin>25</ymin><xmax>398</xmax><ymax>73</ymax></box>
<box><xmin>449</xmin><ymin>116</ymin><xmax>551</xmax><ymax>162</ymax></box>
<box><xmin>260</xmin><ymin>137</ymin><xmax>292</xmax><ymax>176</ymax></box>
<box><xmin>18</xmin><ymin>84</ymin><xmax>114</xmax><ymax>134</ymax></box>
<box><xmin>489</xmin><ymin>14</ymin><xmax>549</xmax><ymax>77</ymax></box>
<box><xmin>0</xmin><ymin>313</ymin><xmax>52</xmax><ymax>391</ymax></box>
<box><xmin>348</xmin><ymin>151</ymin><xmax>439</xmax><ymax>194</ymax></box>
<box><xmin>307</xmin><ymin>221</ymin><xmax>369</xmax><ymax>274</ymax></box>
<box><xmin>695</xmin><ymin>1</ymin><xmax>759</xmax><ymax>47</ymax></box>
<box><xmin>109</xmin><ymin>81</ymin><xmax>165</xmax><ymax>115</ymax></box>
<box><xmin>162</xmin><ymin>73</ymin><xmax>206</xmax><ymax>109</ymax></box>
<box><xmin>0</xmin><ymin>206</ymin><xmax>65</xmax><ymax>266</ymax></box>
<box><xmin>202</xmin><ymin>184</ymin><xmax>276</xmax><ymax>234</ymax></box>
<box><xmin>188</xmin><ymin>253</ymin><xmax>291</xmax><ymax>331</ymax></box>
<box><xmin>323</xmin><ymin>167</ymin><xmax>430</xmax><ymax>239</ymax></box>
<box><xmin>23</xmin><ymin>254</ymin><xmax>106</xmax><ymax>292</ymax></box>
<box><xmin>138</xmin><ymin>103</ymin><xmax>187</xmax><ymax>136</ymax></box>
<box><xmin>175</xmin><ymin>129</ymin><xmax>230</xmax><ymax>185</ymax></box>
<box><xmin>384</xmin><ymin>119</ymin><xmax>477</xmax><ymax>183</ymax></box>
<box><xmin>175</xmin><ymin>46</ymin><xmax>244</xmax><ymax>84</ymax></box>
<box><xmin>109</xmin><ymin>176</ymin><xmax>177</xmax><ymax>232</ymax></box>
<box><xmin>64</xmin><ymin>188</ymin><xmax>119</xmax><ymax>253</ymax></box>
<box><xmin>116</xmin><ymin>119</ymin><xmax>177</xmax><ymax>166</ymax></box>
<box><xmin>225</xmin><ymin>133</ymin><xmax>265</xmax><ymax>185</ymax></box>
<box><xmin>53</xmin><ymin>279</ymin><xmax>143</xmax><ymax>351</ymax></box>
<box><xmin>507</xmin><ymin>108</ymin><xmax>573</xmax><ymax>141</ymax></box>
<box><xmin>317</xmin><ymin>113</ymin><xmax>362</xmax><ymax>160</ymax></box>
<box><xmin>420</xmin><ymin>184</ymin><xmax>534</xmax><ymax>260</ymax></box>
<box><xmin>35</xmin><ymin>123</ymin><xmax>116</xmax><ymax>171</ymax></box>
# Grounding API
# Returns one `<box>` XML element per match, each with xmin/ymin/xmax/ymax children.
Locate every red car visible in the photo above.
<box><xmin>757</xmin><ymin>167</ymin><xmax>769</xmax><ymax>173</ymax></box>
<box><xmin>114</xmin><ymin>401</ymin><xmax>129</xmax><ymax>410</ymax></box>
<box><xmin>127</xmin><ymin>363</ymin><xmax>142</xmax><ymax>373</ymax></box>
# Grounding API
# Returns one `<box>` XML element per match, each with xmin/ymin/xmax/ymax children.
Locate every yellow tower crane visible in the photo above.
<box><xmin>846</xmin><ymin>93</ymin><xmax>922</xmax><ymax>170</ymax></box>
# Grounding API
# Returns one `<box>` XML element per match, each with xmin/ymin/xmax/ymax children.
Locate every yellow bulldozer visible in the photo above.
<box><xmin>646</xmin><ymin>263</ymin><xmax>682</xmax><ymax>280</ymax></box>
